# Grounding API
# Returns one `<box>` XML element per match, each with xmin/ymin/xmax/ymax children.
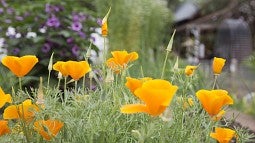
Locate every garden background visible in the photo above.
<box><xmin>0</xmin><ymin>0</ymin><xmax>255</xmax><ymax>142</ymax></box>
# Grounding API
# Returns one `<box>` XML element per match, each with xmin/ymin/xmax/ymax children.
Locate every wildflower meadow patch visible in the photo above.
<box><xmin>0</xmin><ymin>6</ymin><xmax>254</xmax><ymax>143</ymax></box>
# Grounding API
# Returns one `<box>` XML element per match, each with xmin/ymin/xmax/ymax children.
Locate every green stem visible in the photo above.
<box><xmin>57</xmin><ymin>78</ymin><xmax>61</xmax><ymax>89</ymax></box>
<box><xmin>82</xmin><ymin>76</ymin><xmax>86</xmax><ymax>92</ymax></box>
<box><xmin>64</xmin><ymin>77</ymin><xmax>67</xmax><ymax>101</ymax></box>
<box><xmin>161</xmin><ymin>51</ymin><xmax>169</xmax><ymax>79</ymax></box>
<box><xmin>212</xmin><ymin>75</ymin><xmax>218</xmax><ymax>89</ymax></box>
<box><xmin>47</xmin><ymin>70</ymin><xmax>51</xmax><ymax>89</ymax></box>
<box><xmin>75</xmin><ymin>80</ymin><xmax>77</xmax><ymax>96</ymax></box>
<box><xmin>19</xmin><ymin>77</ymin><xmax>22</xmax><ymax>90</ymax></box>
<box><xmin>89</xmin><ymin>76</ymin><xmax>92</xmax><ymax>91</ymax></box>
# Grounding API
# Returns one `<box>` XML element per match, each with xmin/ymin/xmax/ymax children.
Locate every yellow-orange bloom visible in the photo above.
<box><xmin>0</xmin><ymin>87</ymin><xmax>12</xmax><ymax>108</ymax></box>
<box><xmin>106</xmin><ymin>51</ymin><xmax>138</xmax><ymax>73</ymax></box>
<box><xmin>34</xmin><ymin>119</ymin><xmax>64</xmax><ymax>141</ymax></box>
<box><xmin>1</xmin><ymin>55</ymin><xmax>38</xmax><ymax>77</ymax></box>
<box><xmin>53</xmin><ymin>61</ymin><xmax>91</xmax><ymax>80</ymax></box>
<box><xmin>101</xmin><ymin>22</ymin><xmax>108</xmax><ymax>37</ymax></box>
<box><xmin>3</xmin><ymin>99</ymin><xmax>39</xmax><ymax>122</ymax></box>
<box><xmin>125</xmin><ymin>77</ymin><xmax>152</xmax><ymax>94</ymax></box>
<box><xmin>0</xmin><ymin>120</ymin><xmax>11</xmax><ymax>136</ymax></box>
<box><xmin>65</xmin><ymin>61</ymin><xmax>91</xmax><ymax>80</ymax></box>
<box><xmin>121</xmin><ymin>79</ymin><xmax>178</xmax><ymax>116</ymax></box>
<box><xmin>212</xmin><ymin>57</ymin><xmax>226</xmax><ymax>74</ymax></box>
<box><xmin>196</xmin><ymin>89</ymin><xmax>233</xmax><ymax>118</ymax></box>
<box><xmin>53</xmin><ymin>61</ymin><xmax>69</xmax><ymax>77</ymax></box>
<box><xmin>210</xmin><ymin>127</ymin><xmax>236</xmax><ymax>143</ymax></box>
<box><xmin>185</xmin><ymin>65</ymin><xmax>197</xmax><ymax>76</ymax></box>
<box><xmin>101</xmin><ymin>7</ymin><xmax>111</xmax><ymax>37</ymax></box>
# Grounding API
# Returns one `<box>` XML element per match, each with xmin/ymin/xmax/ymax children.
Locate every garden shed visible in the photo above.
<box><xmin>214</xmin><ymin>18</ymin><xmax>252</xmax><ymax>63</ymax></box>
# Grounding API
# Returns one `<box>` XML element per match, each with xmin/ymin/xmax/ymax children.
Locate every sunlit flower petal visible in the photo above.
<box><xmin>1</xmin><ymin>55</ymin><xmax>38</xmax><ymax>77</ymax></box>
<box><xmin>34</xmin><ymin>119</ymin><xmax>64</xmax><ymax>141</ymax></box>
<box><xmin>125</xmin><ymin>77</ymin><xmax>152</xmax><ymax>94</ymax></box>
<box><xmin>196</xmin><ymin>89</ymin><xmax>233</xmax><ymax>118</ymax></box>
<box><xmin>185</xmin><ymin>65</ymin><xmax>197</xmax><ymax>76</ymax></box>
<box><xmin>106</xmin><ymin>51</ymin><xmax>138</xmax><ymax>73</ymax></box>
<box><xmin>212</xmin><ymin>57</ymin><xmax>226</xmax><ymax>74</ymax></box>
<box><xmin>64</xmin><ymin>61</ymin><xmax>91</xmax><ymax>81</ymax></box>
<box><xmin>120</xmin><ymin>104</ymin><xmax>148</xmax><ymax>114</ymax></box>
<box><xmin>121</xmin><ymin>79</ymin><xmax>178</xmax><ymax>116</ymax></box>
<box><xmin>101</xmin><ymin>7</ymin><xmax>111</xmax><ymax>37</ymax></box>
<box><xmin>0</xmin><ymin>87</ymin><xmax>12</xmax><ymax>108</ymax></box>
<box><xmin>3</xmin><ymin>99</ymin><xmax>39</xmax><ymax>122</ymax></box>
<box><xmin>0</xmin><ymin>120</ymin><xmax>11</xmax><ymax>136</ymax></box>
<box><xmin>210</xmin><ymin>127</ymin><xmax>236</xmax><ymax>143</ymax></box>
<box><xmin>53</xmin><ymin>61</ymin><xmax>69</xmax><ymax>77</ymax></box>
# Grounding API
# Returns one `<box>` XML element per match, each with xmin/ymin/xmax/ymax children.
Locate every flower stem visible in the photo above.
<box><xmin>64</xmin><ymin>77</ymin><xmax>67</xmax><ymax>100</ymax></box>
<box><xmin>82</xmin><ymin>76</ymin><xmax>86</xmax><ymax>92</ymax></box>
<box><xmin>161</xmin><ymin>51</ymin><xmax>169</xmax><ymax>79</ymax></box>
<box><xmin>47</xmin><ymin>70</ymin><xmax>51</xmax><ymax>89</ymax></box>
<box><xmin>19</xmin><ymin>77</ymin><xmax>22</xmax><ymax>90</ymax></box>
<box><xmin>212</xmin><ymin>75</ymin><xmax>218</xmax><ymax>89</ymax></box>
<box><xmin>75</xmin><ymin>80</ymin><xmax>77</xmax><ymax>96</ymax></box>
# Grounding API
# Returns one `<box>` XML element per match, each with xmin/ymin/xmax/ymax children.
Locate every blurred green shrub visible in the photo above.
<box><xmin>95</xmin><ymin>0</ymin><xmax>172</xmax><ymax>53</ymax></box>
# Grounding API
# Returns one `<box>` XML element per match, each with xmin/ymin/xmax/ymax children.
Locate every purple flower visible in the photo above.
<box><xmin>78</xmin><ymin>31</ymin><xmax>86</xmax><ymax>39</ymax></box>
<box><xmin>42</xmin><ymin>43</ymin><xmax>51</xmax><ymax>53</ymax></box>
<box><xmin>4</xmin><ymin>19</ymin><xmax>11</xmax><ymax>23</ymax></box>
<box><xmin>60</xmin><ymin>50</ymin><xmax>67</xmax><ymax>57</ymax></box>
<box><xmin>45</xmin><ymin>4</ymin><xmax>52</xmax><ymax>13</ymax></box>
<box><xmin>97</xmin><ymin>18</ymin><xmax>102</xmax><ymax>26</ymax></box>
<box><xmin>72</xmin><ymin>13</ymin><xmax>87</xmax><ymax>22</ymax></box>
<box><xmin>71</xmin><ymin>45</ymin><xmax>80</xmax><ymax>57</ymax></box>
<box><xmin>1</xmin><ymin>0</ymin><xmax>7</xmax><ymax>7</ymax></box>
<box><xmin>15</xmin><ymin>16</ymin><xmax>24</xmax><ymax>21</ymax></box>
<box><xmin>46</xmin><ymin>15</ymin><xmax>60</xmax><ymax>28</ymax></box>
<box><xmin>90</xmin><ymin>36</ymin><xmax>96</xmax><ymax>42</ymax></box>
<box><xmin>71</xmin><ymin>21</ymin><xmax>82</xmax><ymax>31</ymax></box>
<box><xmin>12</xmin><ymin>48</ymin><xmax>20</xmax><ymax>55</ymax></box>
<box><xmin>66</xmin><ymin>37</ymin><xmax>74</xmax><ymax>44</ymax></box>
<box><xmin>7</xmin><ymin>8</ymin><xmax>14</xmax><ymax>15</ymax></box>
<box><xmin>0</xmin><ymin>8</ymin><xmax>4</xmax><ymax>14</ymax></box>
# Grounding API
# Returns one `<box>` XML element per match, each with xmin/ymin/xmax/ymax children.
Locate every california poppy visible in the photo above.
<box><xmin>53</xmin><ymin>61</ymin><xmax>69</xmax><ymax>77</ymax></box>
<box><xmin>0</xmin><ymin>87</ymin><xmax>12</xmax><ymax>108</ymax></box>
<box><xmin>196</xmin><ymin>89</ymin><xmax>233</xmax><ymax>119</ymax></box>
<box><xmin>53</xmin><ymin>61</ymin><xmax>91</xmax><ymax>81</ymax></box>
<box><xmin>212</xmin><ymin>57</ymin><xmax>226</xmax><ymax>74</ymax></box>
<box><xmin>106</xmin><ymin>51</ymin><xmax>138</xmax><ymax>73</ymax></box>
<box><xmin>64</xmin><ymin>61</ymin><xmax>91</xmax><ymax>81</ymax></box>
<box><xmin>3</xmin><ymin>99</ymin><xmax>39</xmax><ymax>122</ymax></box>
<box><xmin>121</xmin><ymin>79</ymin><xmax>178</xmax><ymax>116</ymax></box>
<box><xmin>101</xmin><ymin>7</ymin><xmax>111</xmax><ymax>37</ymax></box>
<box><xmin>34</xmin><ymin>119</ymin><xmax>64</xmax><ymax>141</ymax></box>
<box><xmin>185</xmin><ymin>65</ymin><xmax>197</xmax><ymax>76</ymax></box>
<box><xmin>125</xmin><ymin>77</ymin><xmax>152</xmax><ymax>94</ymax></box>
<box><xmin>210</xmin><ymin>127</ymin><xmax>236</xmax><ymax>143</ymax></box>
<box><xmin>1</xmin><ymin>55</ymin><xmax>38</xmax><ymax>77</ymax></box>
<box><xmin>0</xmin><ymin>120</ymin><xmax>11</xmax><ymax>136</ymax></box>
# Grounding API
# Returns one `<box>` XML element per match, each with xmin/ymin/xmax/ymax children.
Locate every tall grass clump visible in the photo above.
<box><xmin>0</xmin><ymin>5</ymin><xmax>254</xmax><ymax>143</ymax></box>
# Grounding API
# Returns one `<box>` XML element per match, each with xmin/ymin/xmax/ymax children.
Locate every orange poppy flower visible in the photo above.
<box><xmin>196</xmin><ymin>89</ymin><xmax>233</xmax><ymax>118</ymax></box>
<box><xmin>125</xmin><ymin>77</ymin><xmax>152</xmax><ymax>94</ymax></box>
<box><xmin>53</xmin><ymin>61</ymin><xmax>69</xmax><ymax>77</ymax></box>
<box><xmin>34</xmin><ymin>119</ymin><xmax>64</xmax><ymax>141</ymax></box>
<box><xmin>212</xmin><ymin>57</ymin><xmax>226</xmax><ymax>74</ymax></box>
<box><xmin>121</xmin><ymin>79</ymin><xmax>178</xmax><ymax>116</ymax></box>
<box><xmin>0</xmin><ymin>87</ymin><xmax>12</xmax><ymax>108</ymax></box>
<box><xmin>3</xmin><ymin>99</ymin><xmax>39</xmax><ymax>122</ymax></box>
<box><xmin>185</xmin><ymin>65</ymin><xmax>197</xmax><ymax>76</ymax></box>
<box><xmin>1</xmin><ymin>55</ymin><xmax>38</xmax><ymax>77</ymax></box>
<box><xmin>106</xmin><ymin>51</ymin><xmax>138</xmax><ymax>73</ymax></box>
<box><xmin>101</xmin><ymin>7</ymin><xmax>111</xmax><ymax>37</ymax></box>
<box><xmin>101</xmin><ymin>22</ymin><xmax>108</xmax><ymax>37</ymax></box>
<box><xmin>64</xmin><ymin>61</ymin><xmax>91</xmax><ymax>81</ymax></box>
<box><xmin>210</xmin><ymin>127</ymin><xmax>236</xmax><ymax>143</ymax></box>
<box><xmin>53</xmin><ymin>61</ymin><xmax>91</xmax><ymax>80</ymax></box>
<box><xmin>0</xmin><ymin>120</ymin><xmax>11</xmax><ymax>136</ymax></box>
